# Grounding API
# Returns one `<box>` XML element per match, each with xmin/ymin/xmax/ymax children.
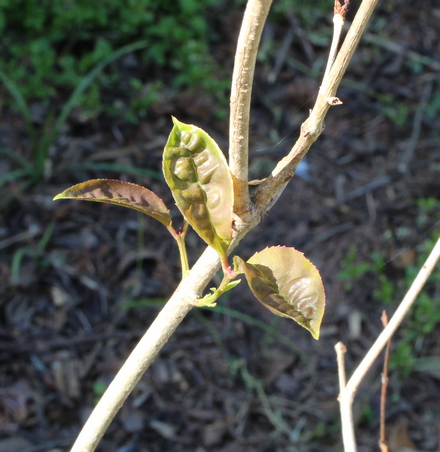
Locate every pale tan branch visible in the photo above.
<box><xmin>70</xmin><ymin>246</ymin><xmax>221</xmax><ymax>452</ymax></box>
<box><xmin>253</xmin><ymin>0</ymin><xmax>380</xmax><ymax>213</ymax></box>
<box><xmin>71</xmin><ymin>201</ymin><xmax>262</xmax><ymax>452</ymax></box>
<box><xmin>336</xmin><ymin>237</ymin><xmax>440</xmax><ymax>452</ymax></box>
<box><xmin>323</xmin><ymin>0</ymin><xmax>349</xmax><ymax>83</ymax></box>
<box><xmin>335</xmin><ymin>342</ymin><xmax>357</xmax><ymax>452</ymax></box>
<box><xmin>346</xmin><ymin>237</ymin><xmax>440</xmax><ymax>397</ymax></box>
<box><xmin>229</xmin><ymin>0</ymin><xmax>272</xmax><ymax>217</ymax></box>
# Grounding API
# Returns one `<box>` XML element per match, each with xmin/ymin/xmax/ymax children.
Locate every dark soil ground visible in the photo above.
<box><xmin>1</xmin><ymin>2</ymin><xmax>439</xmax><ymax>452</ymax></box>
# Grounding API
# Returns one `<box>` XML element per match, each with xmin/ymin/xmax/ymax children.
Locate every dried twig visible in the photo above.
<box><xmin>363</xmin><ymin>32</ymin><xmax>440</xmax><ymax>72</ymax></box>
<box><xmin>399</xmin><ymin>79</ymin><xmax>433</xmax><ymax>173</ymax></box>
<box><xmin>379</xmin><ymin>311</ymin><xmax>391</xmax><ymax>452</ymax></box>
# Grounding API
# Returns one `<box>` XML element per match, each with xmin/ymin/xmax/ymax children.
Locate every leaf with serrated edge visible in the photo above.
<box><xmin>163</xmin><ymin>117</ymin><xmax>233</xmax><ymax>259</ymax></box>
<box><xmin>235</xmin><ymin>247</ymin><xmax>325</xmax><ymax>339</ymax></box>
<box><xmin>53</xmin><ymin>179</ymin><xmax>172</xmax><ymax>228</ymax></box>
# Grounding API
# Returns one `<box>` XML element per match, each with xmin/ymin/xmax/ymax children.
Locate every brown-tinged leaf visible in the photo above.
<box><xmin>53</xmin><ymin>179</ymin><xmax>172</xmax><ymax>228</ymax></box>
<box><xmin>163</xmin><ymin>117</ymin><xmax>233</xmax><ymax>260</ymax></box>
<box><xmin>235</xmin><ymin>246</ymin><xmax>325</xmax><ymax>339</ymax></box>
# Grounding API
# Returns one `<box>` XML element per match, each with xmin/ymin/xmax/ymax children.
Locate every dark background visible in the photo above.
<box><xmin>0</xmin><ymin>1</ymin><xmax>439</xmax><ymax>451</ymax></box>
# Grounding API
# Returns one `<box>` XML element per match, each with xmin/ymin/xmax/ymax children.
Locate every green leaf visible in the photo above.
<box><xmin>223</xmin><ymin>279</ymin><xmax>241</xmax><ymax>292</ymax></box>
<box><xmin>53</xmin><ymin>179</ymin><xmax>172</xmax><ymax>228</ymax></box>
<box><xmin>163</xmin><ymin>117</ymin><xmax>233</xmax><ymax>260</ymax></box>
<box><xmin>234</xmin><ymin>247</ymin><xmax>325</xmax><ymax>339</ymax></box>
<box><xmin>196</xmin><ymin>278</ymin><xmax>241</xmax><ymax>308</ymax></box>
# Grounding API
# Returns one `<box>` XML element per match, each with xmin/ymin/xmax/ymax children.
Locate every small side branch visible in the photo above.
<box><xmin>336</xmin><ymin>237</ymin><xmax>440</xmax><ymax>452</ymax></box>
<box><xmin>322</xmin><ymin>0</ymin><xmax>350</xmax><ymax>82</ymax></box>
<box><xmin>335</xmin><ymin>341</ymin><xmax>347</xmax><ymax>393</ymax></box>
<box><xmin>335</xmin><ymin>342</ymin><xmax>357</xmax><ymax>452</ymax></box>
<box><xmin>379</xmin><ymin>311</ymin><xmax>391</xmax><ymax>452</ymax></box>
<box><xmin>346</xmin><ymin>237</ymin><xmax>440</xmax><ymax>396</ymax></box>
<box><xmin>229</xmin><ymin>0</ymin><xmax>272</xmax><ymax>217</ymax></box>
<box><xmin>253</xmin><ymin>0</ymin><xmax>379</xmax><ymax>213</ymax></box>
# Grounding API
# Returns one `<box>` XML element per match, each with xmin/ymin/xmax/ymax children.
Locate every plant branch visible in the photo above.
<box><xmin>71</xmin><ymin>204</ymin><xmax>262</xmax><ymax>451</ymax></box>
<box><xmin>323</xmin><ymin>1</ymin><xmax>350</xmax><ymax>83</ymax></box>
<box><xmin>253</xmin><ymin>0</ymin><xmax>379</xmax><ymax>213</ymax></box>
<box><xmin>70</xmin><ymin>1</ymin><xmax>382</xmax><ymax>450</ymax></box>
<box><xmin>335</xmin><ymin>342</ymin><xmax>347</xmax><ymax>394</ymax></box>
<box><xmin>335</xmin><ymin>342</ymin><xmax>356</xmax><ymax>452</ymax></box>
<box><xmin>174</xmin><ymin>220</ymin><xmax>190</xmax><ymax>278</ymax></box>
<box><xmin>175</xmin><ymin>233</ymin><xmax>189</xmax><ymax>277</ymax></box>
<box><xmin>336</xmin><ymin>237</ymin><xmax>440</xmax><ymax>452</ymax></box>
<box><xmin>346</xmin><ymin>239</ymin><xmax>440</xmax><ymax>396</ymax></box>
<box><xmin>379</xmin><ymin>311</ymin><xmax>391</xmax><ymax>452</ymax></box>
<box><xmin>346</xmin><ymin>237</ymin><xmax>440</xmax><ymax>395</ymax></box>
<box><xmin>70</xmin><ymin>245</ymin><xmax>221</xmax><ymax>452</ymax></box>
<box><xmin>229</xmin><ymin>0</ymin><xmax>272</xmax><ymax>217</ymax></box>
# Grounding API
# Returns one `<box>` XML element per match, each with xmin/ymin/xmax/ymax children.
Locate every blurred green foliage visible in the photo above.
<box><xmin>1</xmin><ymin>0</ymin><xmax>332</xmax><ymax>186</ymax></box>
<box><xmin>0</xmin><ymin>0</ymin><xmax>333</xmax><ymax>122</ymax></box>
<box><xmin>0</xmin><ymin>0</ymin><xmax>226</xmax><ymax>118</ymax></box>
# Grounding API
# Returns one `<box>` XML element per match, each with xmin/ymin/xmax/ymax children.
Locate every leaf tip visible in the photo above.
<box><xmin>171</xmin><ymin>115</ymin><xmax>181</xmax><ymax>128</ymax></box>
<box><xmin>311</xmin><ymin>329</ymin><xmax>320</xmax><ymax>340</ymax></box>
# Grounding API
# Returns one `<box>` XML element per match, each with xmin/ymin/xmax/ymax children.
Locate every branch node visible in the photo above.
<box><xmin>334</xmin><ymin>0</ymin><xmax>350</xmax><ymax>18</ymax></box>
<box><xmin>326</xmin><ymin>96</ymin><xmax>343</xmax><ymax>105</ymax></box>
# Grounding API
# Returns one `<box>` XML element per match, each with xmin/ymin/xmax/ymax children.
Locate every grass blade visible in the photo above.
<box><xmin>0</xmin><ymin>70</ymin><xmax>36</xmax><ymax>148</ymax></box>
<box><xmin>49</xmin><ymin>40</ymin><xmax>150</xmax><ymax>148</ymax></box>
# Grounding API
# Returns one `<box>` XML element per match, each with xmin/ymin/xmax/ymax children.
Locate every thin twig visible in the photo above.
<box><xmin>363</xmin><ymin>32</ymin><xmax>440</xmax><ymax>71</ymax></box>
<box><xmin>398</xmin><ymin>79</ymin><xmax>433</xmax><ymax>173</ymax></box>
<box><xmin>323</xmin><ymin>1</ymin><xmax>350</xmax><ymax>83</ymax></box>
<box><xmin>268</xmin><ymin>25</ymin><xmax>295</xmax><ymax>84</ymax></box>
<box><xmin>229</xmin><ymin>0</ymin><xmax>272</xmax><ymax>218</ymax></box>
<box><xmin>335</xmin><ymin>341</ymin><xmax>347</xmax><ymax>392</ymax></box>
<box><xmin>253</xmin><ymin>0</ymin><xmax>379</xmax><ymax>213</ymax></box>
<box><xmin>335</xmin><ymin>342</ymin><xmax>357</xmax><ymax>452</ymax></box>
<box><xmin>337</xmin><ymin>238</ymin><xmax>440</xmax><ymax>452</ymax></box>
<box><xmin>346</xmin><ymin>237</ymin><xmax>440</xmax><ymax>396</ymax></box>
<box><xmin>379</xmin><ymin>311</ymin><xmax>391</xmax><ymax>452</ymax></box>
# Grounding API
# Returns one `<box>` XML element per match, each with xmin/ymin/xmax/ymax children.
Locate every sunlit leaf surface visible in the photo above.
<box><xmin>163</xmin><ymin>117</ymin><xmax>233</xmax><ymax>259</ymax></box>
<box><xmin>235</xmin><ymin>246</ymin><xmax>325</xmax><ymax>339</ymax></box>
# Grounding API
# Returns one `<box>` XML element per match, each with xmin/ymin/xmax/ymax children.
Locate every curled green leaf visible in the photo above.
<box><xmin>235</xmin><ymin>246</ymin><xmax>325</xmax><ymax>339</ymax></box>
<box><xmin>53</xmin><ymin>179</ymin><xmax>172</xmax><ymax>229</ymax></box>
<box><xmin>163</xmin><ymin>117</ymin><xmax>233</xmax><ymax>260</ymax></box>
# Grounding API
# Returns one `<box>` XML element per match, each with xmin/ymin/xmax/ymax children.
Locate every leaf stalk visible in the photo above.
<box><xmin>175</xmin><ymin>222</ymin><xmax>190</xmax><ymax>278</ymax></box>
